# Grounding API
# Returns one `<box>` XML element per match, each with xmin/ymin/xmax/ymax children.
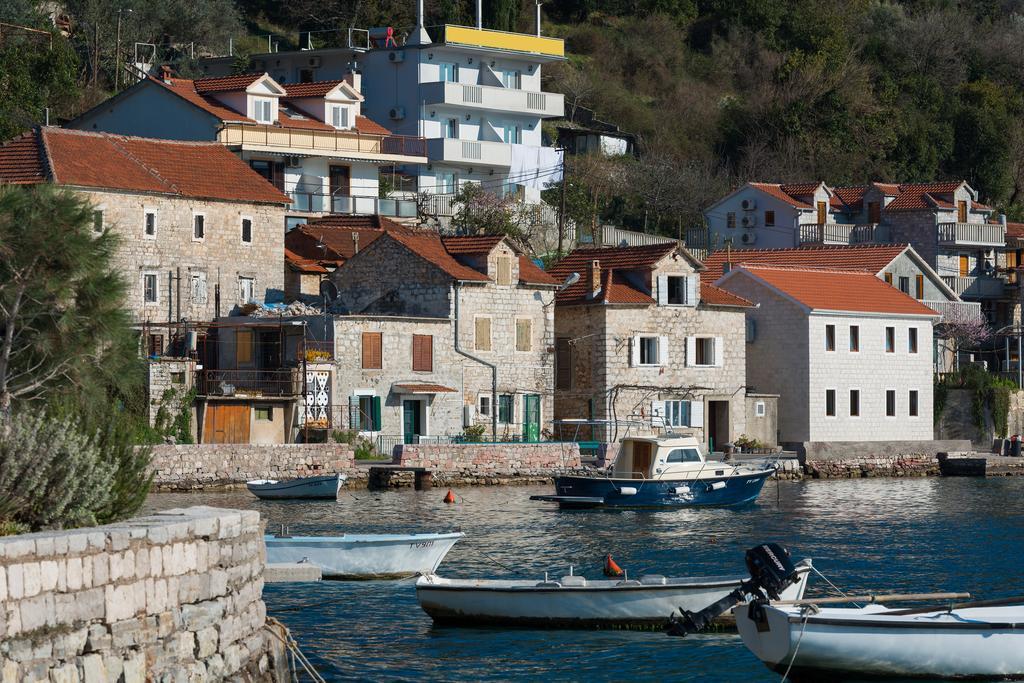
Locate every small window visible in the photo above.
<box><xmin>254</xmin><ymin>98</ymin><xmax>273</xmax><ymax>123</ymax></box>
<box><xmin>667</xmin><ymin>276</ymin><xmax>688</xmax><ymax>305</ymax></box>
<box><xmin>236</xmin><ymin>329</ymin><xmax>253</xmax><ymax>364</ymax></box>
<box><xmin>170</xmin><ymin>372</ymin><xmax>185</xmax><ymax>385</ymax></box>
<box><xmin>666</xmin><ymin>448</ymin><xmax>702</xmax><ymax>463</ymax></box>
<box><xmin>498</xmin><ymin>394</ymin><xmax>514</xmax><ymax>423</ymax></box>
<box><xmin>885</xmin><ymin>327</ymin><xmax>895</xmax><ymax>353</ymax></box>
<box><xmin>898</xmin><ymin>276</ymin><xmax>910</xmax><ymax>294</ymax></box>
<box><xmin>241</xmin><ymin>218</ymin><xmax>253</xmax><ymax>244</ymax></box>
<box><xmin>764</xmin><ymin>210</ymin><xmax>775</xmax><ymax>227</ymax></box>
<box><xmin>143</xmin><ymin>273</ymin><xmax>158</xmax><ymax>304</ymax></box>
<box><xmin>190</xmin><ymin>272</ymin><xmax>208</xmax><ymax>304</ymax></box>
<box><xmin>556</xmin><ymin>338</ymin><xmax>573</xmax><ymax>391</ymax></box>
<box><xmin>496</xmin><ymin>256</ymin><xmax>513</xmax><ymax>286</ymax></box>
<box><xmin>148</xmin><ymin>334</ymin><xmax>163</xmax><ymax>357</ymax></box>
<box><xmin>92</xmin><ymin>210</ymin><xmax>104</xmax><ymax>233</ymax></box>
<box><xmin>331</xmin><ymin>105</ymin><xmax>349</xmax><ymax>129</ymax></box>
<box><xmin>255</xmin><ymin>406</ymin><xmax>273</xmax><ymax>421</ymax></box>
<box><xmin>412</xmin><ymin>334</ymin><xmax>433</xmax><ymax>372</ymax></box>
<box><xmin>475</xmin><ymin>317</ymin><xmax>492</xmax><ymax>352</ymax></box>
<box><xmin>726</xmin><ymin>212</ymin><xmax>736</xmax><ymax>229</ymax></box>
<box><xmin>444</xmin><ymin>118</ymin><xmax>459</xmax><ymax>139</ymax></box>
<box><xmin>515</xmin><ymin>319</ymin><xmax>532</xmax><ymax>352</ymax></box>
<box><xmin>909</xmin><ymin>328</ymin><xmax>919</xmax><ymax>354</ymax></box>
<box><xmin>479</xmin><ymin>394</ymin><xmax>491</xmax><ymax>417</ymax></box>
<box><xmin>825</xmin><ymin>324</ymin><xmax>836</xmax><ymax>351</ymax></box>
<box><xmin>884</xmin><ymin>272</ymin><xmax>893</xmax><ymax>285</ymax></box>
<box><xmin>755</xmin><ymin>401</ymin><xmax>766</xmax><ymax>417</ymax></box>
<box><xmin>695</xmin><ymin>337</ymin><xmax>715</xmax><ymax>366</ymax></box>
<box><xmin>356</xmin><ymin>395</ymin><xmax>380</xmax><ymax>431</ymax></box>
<box><xmin>238</xmin><ymin>276</ymin><xmax>255</xmax><ymax>303</ymax></box>
<box><xmin>144</xmin><ymin>211</ymin><xmax>156</xmax><ymax>238</ymax></box>
<box><xmin>915</xmin><ymin>274</ymin><xmax>924</xmax><ymax>300</ymax></box>
<box><xmin>193</xmin><ymin>214</ymin><xmax>205</xmax><ymax>241</ymax></box>
<box><xmin>664</xmin><ymin>400</ymin><xmax>690</xmax><ymax>427</ymax></box>
<box><xmin>849</xmin><ymin>326</ymin><xmax>860</xmax><ymax>352</ymax></box>
<box><xmin>909</xmin><ymin>390</ymin><xmax>919</xmax><ymax>417</ymax></box>
<box><xmin>850</xmin><ymin>389</ymin><xmax>860</xmax><ymax>417</ymax></box>
<box><xmin>886</xmin><ymin>389</ymin><xmax>896</xmax><ymax>417</ymax></box>
<box><xmin>826</xmin><ymin>389</ymin><xmax>836</xmax><ymax>417</ymax></box>
<box><xmin>362</xmin><ymin>332</ymin><xmax>383</xmax><ymax>369</ymax></box>
<box><xmin>639</xmin><ymin>336</ymin><xmax>660</xmax><ymax>365</ymax></box>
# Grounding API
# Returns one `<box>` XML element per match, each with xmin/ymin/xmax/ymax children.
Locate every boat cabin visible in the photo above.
<box><xmin>611</xmin><ymin>435</ymin><xmax>718</xmax><ymax>479</ymax></box>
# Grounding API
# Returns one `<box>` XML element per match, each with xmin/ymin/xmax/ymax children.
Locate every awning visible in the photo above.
<box><xmin>392</xmin><ymin>383</ymin><xmax>457</xmax><ymax>394</ymax></box>
<box><xmin>253</xmin><ymin>151</ymin><xmax>398</xmax><ymax>165</ymax></box>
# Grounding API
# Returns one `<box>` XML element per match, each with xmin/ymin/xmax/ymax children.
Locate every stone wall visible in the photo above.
<box><xmin>801</xmin><ymin>454</ymin><xmax>940</xmax><ymax>478</ymax></box>
<box><xmin>795</xmin><ymin>439</ymin><xmax>972</xmax><ymax>460</ymax></box>
<box><xmin>392</xmin><ymin>442</ymin><xmax>582</xmax><ymax>485</ymax></box>
<box><xmin>147</xmin><ymin>358</ymin><xmax>197</xmax><ymax>430</ymax></box>
<box><xmin>149</xmin><ymin>443</ymin><xmax>354</xmax><ymax>490</ymax></box>
<box><xmin>0</xmin><ymin>506</ymin><xmax>287</xmax><ymax>682</ymax></box>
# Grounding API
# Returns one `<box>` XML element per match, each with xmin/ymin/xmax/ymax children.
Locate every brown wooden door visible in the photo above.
<box><xmin>632</xmin><ymin>441</ymin><xmax>654</xmax><ymax>478</ymax></box>
<box><xmin>958</xmin><ymin>200</ymin><xmax>968</xmax><ymax>222</ymax></box>
<box><xmin>959</xmin><ymin>254</ymin><xmax>969</xmax><ymax>277</ymax></box>
<box><xmin>868</xmin><ymin>201</ymin><xmax>881</xmax><ymax>223</ymax></box>
<box><xmin>203</xmin><ymin>403</ymin><xmax>251</xmax><ymax>444</ymax></box>
<box><xmin>817</xmin><ymin>201</ymin><xmax>827</xmax><ymax>224</ymax></box>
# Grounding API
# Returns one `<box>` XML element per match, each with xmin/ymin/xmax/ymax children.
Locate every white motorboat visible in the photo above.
<box><xmin>264</xmin><ymin>531</ymin><xmax>464</xmax><ymax>579</ymax></box>
<box><xmin>246</xmin><ymin>473</ymin><xmax>346</xmax><ymax>500</ymax></box>
<box><xmin>736</xmin><ymin>600</ymin><xmax>1024</xmax><ymax>680</ymax></box>
<box><xmin>416</xmin><ymin>560</ymin><xmax>811</xmax><ymax>628</ymax></box>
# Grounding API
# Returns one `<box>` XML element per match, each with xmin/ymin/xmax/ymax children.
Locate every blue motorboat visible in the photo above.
<box><xmin>531</xmin><ymin>434</ymin><xmax>775</xmax><ymax>509</ymax></box>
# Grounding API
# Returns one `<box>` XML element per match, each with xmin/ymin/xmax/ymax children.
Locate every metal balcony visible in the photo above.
<box><xmin>937</xmin><ymin>222</ymin><xmax>1006</xmax><ymax>247</ymax></box>
<box><xmin>940</xmin><ymin>275</ymin><xmax>1006</xmax><ymax>299</ymax></box>
<box><xmin>218</xmin><ymin>122</ymin><xmax>427</xmax><ymax>162</ymax></box>
<box><xmin>196</xmin><ymin>369</ymin><xmax>303</xmax><ymax>397</ymax></box>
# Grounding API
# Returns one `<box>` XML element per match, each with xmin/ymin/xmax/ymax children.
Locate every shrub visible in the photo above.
<box><xmin>353</xmin><ymin>437</ymin><xmax>378</xmax><ymax>460</ymax></box>
<box><xmin>331</xmin><ymin>429</ymin><xmax>358</xmax><ymax>445</ymax></box>
<box><xmin>462</xmin><ymin>424</ymin><xmax>487</xmax><ymax>443</ymax></box>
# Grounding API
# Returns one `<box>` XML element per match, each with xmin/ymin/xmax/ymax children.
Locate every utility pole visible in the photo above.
<box><xmin>557</xmin><ymin>149</ymin><xmax>567</xmax><ymax>256</ymax></box>
<box><xmin>115</xmin><ymin>9</ymin><xmax>133</xmax><ymax>92</ymax></box>
<box><xmin>92</xmin><ymin>23</ymin><xmax>99</xmax><ymax>86</ymax></box>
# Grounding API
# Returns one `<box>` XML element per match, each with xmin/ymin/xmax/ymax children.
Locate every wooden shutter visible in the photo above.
<box><xmin>516</xmin><ymin>319</ymin><xmax>532</xmax><ymax>352</ymax></box>
<box><xmin>689</xmin><ymin>400</ymin><xmax>704</xmax><ymax>428</ymax></box>
<box><xmin>658</xmin><ymin>335</ymin><xmax>669</xmax><ymax>365</ymax></box>
<box><xmin>958</xmin><ymin>200</ymin><xmax>967</xmax><ymax>222</ymax></box>
<box><xmin>362</xmin><ymin>332</ymin><xmax>382</xmax><ymax>369</ymax></box>
<box><xmin>475</xmin><ymin>317</ymin><xmax>491</xmax><ymax>351</ymax></box>
<box><xmin>685</xmin><ymin>336</ymin><xmax>696</xmax><ymax>366</ymax></box>
<box><xmin>236</xmin><ymin>329</ymin><xmax>252</xmax><ymax>364</ymax></box>
<box><xmin>556</xmin><ymin>339</ymin><xmax>572</xmax><ymax>390</ymax></box>
<box><xmin>371</xmin><ymin>396</ymin><xmax>382</xmax><ymax>431</ymax></box>
<box><xmin>959</xmin><ymin>255</ymin><xmax>969</xmax><ymax>277</ymax></box>
<box><xmin>629</xmin><ymin>336</ymin><xmax>640</xmax><ymax>366</ymax></box>
<box><xmin>686</xmin><ymin>276</ymin><xmax>698</xmax><ymax>306</ymax></box>
<box><xmin>497</xmin><ymin>257</ymin><xmax>512</xmax><ymax>286</ymax></box>
<box><xmin>656</xmin><ymin>275</ymin><xmax>668</xmax><ymax>306</ymax></box>
<box><xmin>713</xmin><ymin>336</ymin><xmax>724</xmax><ymax>367</ymax></box>
<box><xmin>884</xmin><ymin>272</ymin><xmax>893</xmax><ymax>285</ymax></box>
<box><xmin>412</xmin><ymin>334</ymin><xmax>433</xmax><ymax>372</ymax></box>
<box><xmin>915</xmin><ymin>274</ymin><xmax>924</xmax><ymax>299</ymax></box>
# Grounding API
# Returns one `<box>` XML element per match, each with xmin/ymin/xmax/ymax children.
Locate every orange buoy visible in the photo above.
<box><xmin>603</xmin><ymin>553</ymin><xmax>624</xmax><ymax>577</ymax></box>
<box><xmin>443</xmin><ymin>489</ymin><xmax>456</xmax><ymax>504</ymax></box>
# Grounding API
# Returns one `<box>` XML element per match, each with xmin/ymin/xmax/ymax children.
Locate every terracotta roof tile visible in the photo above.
<box><xmin>748</xmin><ymin>183</ymin><xmax>813</xmax><ymax>209</ymax></box>
<box><xmin>277</xmin><ymin>104</ymin><xmax>334</xmax><ymax>131</ymax></box>
<box><xmin>306</xmin><ymin>215</ymin><xmax>406</xmax><ymax>230</ymax></box>
<box><xmin>441</xmin><ymin>235</ymin><xmax>505</xmax><ymax>255</ymax></box>
<box><xmin>285</xmin><ymin>225</ymin><xmax>386</xmax><ymax>264</ymax></box>
<box><xmin>702</xmin><ymin>244</ymin><xmax>908</xmax><ymax>284</ymax></box>
<box><xmin>191</xmin><ymin>73</ymin><xmax>263</xmax><ymax>93</ymax></box>
<box><xmin>355</xmin><ymin>115</ymin><xmax>391</xmax><ymax>135</ymax></box>
<box><xmin>385</xmin><ymin>230</ymin><xmax>490</xmax><ymax>282</ymax></box>
<box><xmin>779</xmin><ymin>182</ymin><xmax>821</xmax><ymax>197</ymax></box>
<box><xmin>1</xmin><ymin>128</ymin><xmax>289</xmax><ymax>204</ymax></box>
<box><xmin>731</xmin><ymin>266</ymin><xmax>939</xmax><ymax>316</ymax></box>
<box><xmin>602</xmin><ymin>269</ymin><xmax>654</xmax><ymax>304</ymax></box>
<box><xmin>884</xmin><ymin>181</ymin><xmax>964</xmax><ymax>211</ymax></box>
<box><xmin>700</xmin><ymin>283</ymin><xmax>754</xmax><ymax>307</ymax></box>
<box><xmin>283</xmin><ymin>80</ymin><xmax>347</xmax><ymax>98</ymax></box>
<box><xmin>285</xmin><ymin>248</ymin><xmax>329</xmax><ymax>274</ymax></box>
<box><xmin>549</xmin><ymin>243</ymin><xmax>678</xmax><ymax>304</ymax></box>
<box><xmin>831</xmin><ymin>185</ymin><xmax>868</xmax><ymax>212</ymax></box>
<box><xmin>518</xmin><ymin>256</ymin><xmax>559</xmax><ymax>286</ymax></box>
<box><xmin>157</xmin><ymin>77</ymin><xmax>250</xmax><ymax>121</ymax></box>
<box><xmin>1006</xmin><ymin>221</ymin><xmax>1024</xmax><ymax>239</ymax></box>
<box><xmin>0</xmin><ymin>130</ymin><xmax>46</xmax><ymax>183</ymax></box>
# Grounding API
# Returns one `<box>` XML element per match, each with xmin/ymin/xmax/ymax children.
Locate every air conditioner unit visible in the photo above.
<box><xmin>741</xmin><ymin>231</ymin><xmax>757</xmax><ymax>245</ymax></box>
<box><xmin>286</xmin><ymin>156</ymin><xmax>302</xmax><ymax>168</ymax></box>
<box><xmin>389</xmin><ymin>106</ymin><xmax>406</xmax><ymax>120</ymax></box>
<box><xmin>741</xmin><ymin>198</ymin><xmax>757</xmax><ymax>211</ymax></box>
<box><xmin>307</xmin><ymin>56</ymin><xmax>322</xmax><ymax>68</ymax></box>
<box><xmin>388</xmin><ymin>50</ymin><xmax>405</xmax><ymax>63</ymax></box>
<box><xmin>741</xmin><ymin>215</ymin><xmax>757</xmax><ymax>228</ymax></box>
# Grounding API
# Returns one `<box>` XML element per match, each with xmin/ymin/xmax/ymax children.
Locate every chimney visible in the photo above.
<box><xmin>588</xmin><ymin>259</ymin><xmax>601</xmax><ymax>297</ymax></box>
<box><xmin>536</xmin><ymin>0</ymin><xmax>542</xmax><ymax>36</ymax></box>
<box><xmin>477</xmin><ymin>0</ymin><xmax>483</xmax><ymax>29</ymax></box>
<box><xmin>1001</xmin><ymin>213</ymin><xmax>1008</xmax><ymax>229</ymax></box>
<box><xmin>160</xmin><ymin>65</ymin><xmax>173</xmax><ymax>84</ymax></box>
<box><xmin>408</xmin><ymin>0</ymin><xmax>432</xmax><ymax>45</ymax></box>
<box><xmin>352</xmin><ymin>232</ymin><xmax>360</xmax><ymax>254</ymax></box>
<box><xmin>345</xmin><ymin>68</ymin><xmax>362</xmax><ymax>94</ymax></box>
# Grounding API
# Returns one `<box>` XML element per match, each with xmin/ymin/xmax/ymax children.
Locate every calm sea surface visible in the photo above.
<box><xmin>145</xmin><ymin>477</ymin><xmax>1024</xmax><ymax>681</ymax></box>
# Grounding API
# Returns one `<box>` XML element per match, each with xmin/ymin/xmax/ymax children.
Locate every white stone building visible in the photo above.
<box><xmin>716</xmin><ymin>265</ymin><xmax>940</xmax><ymax>445</ymax></box>
<box><xmin>69</xmin><ymin>71</ymin><xmax>427</xmax><ymax>229</ymax></box>
<box><xmin>547</xmin><ymin>244</ymin><xmax>760</xmax><ymax>449</ymax></box>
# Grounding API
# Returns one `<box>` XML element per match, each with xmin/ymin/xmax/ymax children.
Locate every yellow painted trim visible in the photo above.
<box><xmin>444</xmin><ymin>25</ymin><xmax>564</xmax><ymax>57</ymax></box>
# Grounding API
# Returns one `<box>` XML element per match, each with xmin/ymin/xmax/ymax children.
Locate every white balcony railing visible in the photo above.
<box><xmin>940</xmin><ymin>275</ymin><xmax>1006</xmax><ymax>299</ymax></box>
<box><xmin>937</xmin><ymin>222</ymin><xmax>1006</xmax><ymax>247</ymax></box>
<box><xmin>421</xmin><ymin>81</ymin><xmax>565</xmax><ymax>118</ymax></box>
<box><xmin>426</xmin><ymin>137</ymin><xmax>513</xmax><ymax>167</ymax></box>
<box><xmin>798</xmin><ymin>223</ymin><xmax>889</xmax><ymax>245</ymax></box>
<box><xmin>926</xmin><ymin>299</ymin><xmax>983</xmax><ymax>322</ymax></box>
<box><xmin>287</xmin><ymin>190</ymin><xmax>417</xmax><ymax>218</ymax></box>
<box><xmin>218</xmin><ymin>122</ymin><xmax>427</xmax><ymax>161</ymax></box>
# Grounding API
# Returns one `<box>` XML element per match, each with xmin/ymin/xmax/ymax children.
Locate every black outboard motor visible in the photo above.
<box><xmin>666</xmin><ymin>542</ymin><xmax>799</xmax><ymax>637</ymax></box>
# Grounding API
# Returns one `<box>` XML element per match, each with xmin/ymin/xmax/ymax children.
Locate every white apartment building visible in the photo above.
<box><xmin>716</xmin><ymin>265</ymin><xmax>939</xmax><ymax>445</ymax></box>
<box><xmin>70</xmin><ymin>71</ymin><xmax>427</xmax><ymax>229</ymax></box>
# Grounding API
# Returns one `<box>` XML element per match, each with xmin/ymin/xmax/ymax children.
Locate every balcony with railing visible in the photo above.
<box><xmin>426</xmin><ymin>137</ymin><xmax>513</xmax><ymax>167</ymax></box>
<box><xmin>196</xmin><ymin>368</ymin><xmax>303</xmax><ymax>397</ymax></box>
<box><xmin>285</xmin><ymin>187</ymin><xmax>417</xmax><ymax>218</ymax></box>
<box><xmin>798</xmin><ymin>223</ymin><xmax>889</xmax><ymax>245</ymax></box>
<box><xmin>937</xmin><ymin>222</ymin><xmax>1006</xmax><ymax>247</ymax></box>
<box><xmin>924</xmin><ymin>299</ymin><xmax>983</xmax><ymax>321</ymax></box>
<box><xmin>421</xmin><ymin>81</ymin><xmax>564</xmax><ymax>117</ymax></box>
<box><xmin>940</xmin><ymin>275</ymin><xmax>1006</xmax><ymax>299</ymax></box>
<box><xmin>218</xmin><ymin>122</ymin><xmax>427</xmax><ymax>162</ymax></box>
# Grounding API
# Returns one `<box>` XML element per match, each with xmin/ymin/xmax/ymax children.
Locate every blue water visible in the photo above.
<box><xmin>146</xmin><ymin>477</ymin><xmax>1024</xmax><ymax>681</ymax></box>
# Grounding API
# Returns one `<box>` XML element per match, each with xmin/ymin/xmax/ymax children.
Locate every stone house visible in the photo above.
<box><xmin>716</xmin><ymin>265</ymin><xmax>940</xmax><ymax>446</ymax></box>
<box><xmin>547</xmin><ymin>244</ymin><xmax>759</xmax><ymax>449</ymax></box>
<box><xmin>0</xmin><ymin>127</ymin><xmax>289</xmax><ymax>340</ymax></box>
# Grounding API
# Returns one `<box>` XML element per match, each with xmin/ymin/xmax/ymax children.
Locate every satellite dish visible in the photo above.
<box><xmin>319</xmin><ymin>279</ymin><xmax>339</xmax><ymax>302</ymax></box>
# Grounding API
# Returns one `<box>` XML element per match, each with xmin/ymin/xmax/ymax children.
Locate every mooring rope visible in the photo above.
<box><xmin>265</xmin><ymin>617</ymin><xmax>327</xmax><ymax>683</ymax></box>
<box><xmin>810</xmin><ymin>565</ymin><xmax>860</xmax><ymax>607</ymax></box>
<box><xmin>780</xmin><ymin>607</ymin><xmax>815</xmax><ymax>683</ymax></box>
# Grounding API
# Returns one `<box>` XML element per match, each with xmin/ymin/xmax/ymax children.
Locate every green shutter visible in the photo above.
<box><xmin>372</xmin><ymin>396</ymin><xmax>382</xmax><ymax>431</ymax></box>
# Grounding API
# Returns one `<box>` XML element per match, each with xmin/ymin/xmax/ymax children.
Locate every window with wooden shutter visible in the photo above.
<box><xmin>496</xmin><ymin>257</ymin><xmax>512</xmax><ymax>286</ymax></box>
<box><xmin>957</xmin><ymin>200</ymin><xmax>968</xmax><ymax>222</ymax></box>
<box><xmin>362</xmin><ymin>332</ymin><xmax>382</xmax><ymax>369</ymax></box>
<box><xmin>236</xmin><ymin>329</ymin><xmax>252</xmax><ymax>364</ymax></box>
<box><xmin>915</xmin><ymin>274</ymin><xmax>924</xmax><ymax>299</ymax></box>
<box><xmin>884</xmin><ymin>272</ymin><xmax>893</xmax><ymax>285</ymax></box>
<box><xmin>412</xmin><ymin>334</ymin><xmax>433</xmax><ymax>372</ymax></box>
<box><xmin>475</xmin><ymin>317</ymin><xmax>491</xmax><ymax>351</ymax></box>
<box><xmin>515</xmin><ymin>319</ymin><xmax>532</xmax><ymax>352</ymax></box>
<box><xmin>556</xmin><ymin>338</ymin><xmax>572</xmax><ymax>390</ymax></box>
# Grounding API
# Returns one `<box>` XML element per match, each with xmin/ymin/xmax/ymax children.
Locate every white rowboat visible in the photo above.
<box><xmin>416</xmin><ymin>560</ymin><xmax>811</xmax><ymax>628</ymax></box>
<box><xmin>736</xmin><ymin>601</ymin><xmax>1024</xmax><ymax>679</ymax></box>
<box><xmin>246</xmin><ymin>473</ymin><xmax>346</xmax><ymax>500</ymax></box>
<box><xmin>265</xmin><ymin>531</ymin><xmax>463</xmax><ymax>579</ymax></box>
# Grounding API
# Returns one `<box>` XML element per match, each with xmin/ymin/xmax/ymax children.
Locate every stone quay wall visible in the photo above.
<box><xmin>149</xmin><ymin>443</ymin><xmax>355</xmax><ymax>490</ymax></box>
<box><xmin>392</xmin><ymin>442</ymin><xmax>583</xmax><ymax>485</ymax></box>
<box><xmin>0</xmin><ymin>506</ymin><xmax>288</xmax><ymax>682</ymax></box>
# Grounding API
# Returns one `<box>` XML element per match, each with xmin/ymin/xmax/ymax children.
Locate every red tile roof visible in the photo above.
<box><xmin>831</xmin><ymin>185</ymin><xmax>867</xmax><ymax>212</ymax></box>
<box><xmin>441</xmin><ymin>235</ymin><xmax>505</xmax><ymax>255</ymax></box>
<box><xmin>285</xmin><ymin>225</ymin><xmax>387</xmax><ymax>265</ymax></box>
<box><xmin>748</xmin><ymin>183</ymin><xmax>813</xmax><ymax>209</ymax></box>
<box><xmin>548</xmin><ymin>244</ymin><xmax>678</xmax><ymax>305</ymax></box>
<box><xmin>0</xmin><ymin>131</ymin><xmax>46</xmax><ymax>183</ymax></box>
<box><xmin>355</xmin><ymin>115</ymin><xmax>391</xmax><ymax>135</ymax></box>
<box><xmin>0</xmin><ymin>128</ymin><xmax>290</xmax><ymax>204</ymax></box>
<box><xmin>884</xmin><ymin>181</ymin><xmax>964</xmax><ymax>211</ymax></box>
<box><xmin>284</xmin><ymin>248</ymin><xmax>329</xmax><ymax>274</ymax></box>
<box><xmin>1005</xmin><ymin>221</ymin><xmax>1024</xmax><ymax>240</ymax></box>
<box><xmin>306</xmin><ymin>215</ymin><xmax>406</xmax><ymax>230</ymax></box>
<box><xmin>702</xmin><ymin>244</ymin><xmax>909</xmax><ymax>284</ymax></box>
<box><xmin>282</xmin><ymin>80</ymin><xmax>352</xmax><ymax>98</ymax></box>
<box><xmin>191</xmin><ymin>73</ymin><xmax>264</xmax><ymax>94</ymax></box>
<box><xmin>157</xmin><ymin>77</ymin><xmax>250</xmax><ymax>122</ymax></box>
<box><xmin>385</xmin><ymin>230</ymin><xmax>490</xmax><ymax>282</ymax></box>
<box><xmin>732</xmin><ymin>266</ymin><xmax>939</xmax><ymax>316</ymax></box>
<box><xmin>701</xmin><ymin>283</ymin><xmax>754</xmax><ymax>307</ymax></box>
<box><xmin>518</xmin><ymin>256</ymin><xmax>559</xmax><ymax>286</ymax></box>
<box><xmin>779</xmin><ymin>182</ymin><xmax>821</xmax><ymax>197</ymax></box>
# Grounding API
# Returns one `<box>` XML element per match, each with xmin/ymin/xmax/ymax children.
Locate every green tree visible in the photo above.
<box><xmin>0</xmin><ymin>25</ymin><xmax>79</xmax><ymax>139</ymax></box>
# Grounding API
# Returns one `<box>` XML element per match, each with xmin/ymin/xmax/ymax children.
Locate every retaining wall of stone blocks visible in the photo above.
<box><xmin>392</xmin><ymin>442</ymin><xmax>582</xmax><ymax>485</ymax></box>
<box><xmin>149</xmin><ymin>443</ymin><xmax>355</xmax><ymax>490</ymax></box>
<box><xmin>0</xmin><ymin>506</ymin><xmax>287</xmax><ymax>682</ymax></box>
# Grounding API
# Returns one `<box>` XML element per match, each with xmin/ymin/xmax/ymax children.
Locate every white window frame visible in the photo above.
<box><xmin>633</xmin><ymin>335</ymin><xmax>664</xmax><ymax>367</ymax></box>
<box><xmin>478</xmin><ymin>394</ymin><xmax>492</xmax><ymax>417</ymax></box>
<box><xmin>664</xmin><ymin>399</ymin><xmax>689</xmax><ymax>428</ymax></box>
<box><xmin>825</xmin><ymin>388</ymin><xmax>837</xmax><ymax>418</ymax></box>
<box><xmin>353</xmin><ymin>389</ymin><xmax>378</xmax><ymax>434</ymax></box>
<box><xmin>238</xmin><ymin>276</ymin><xmax>256</xmax><ymax>304</ymax></box>
<box><xmin>143</xmin><ymin>210</ymin><xmax>157</xmax><ymax>240</ymax></box>
<box><xmin>658</xmin><ymin>274</ymin><xmax>697</xmax><ymax>307</ymax></box>
<box><xmin>437</xmin><ymin>172</ymin><xmax>458</xmax><ymax>195</ymax></box>
<box><xmin>755</xmin><ymin>400</ymin><xmax>766</xmax><ymax>418</ymax></box>
<box><xmin>686</xmin><ymin>336</ymin><xmax>723</xmax><ymax>368</ymax></box>
<box><xmin>330</xmin><ymin>105</ymin><xmax>350</xmax><ymax>129</ymax></box>
<box><xmin>240</xmin><ymin>216</ymin><xmax>253</xmax><ymax>245</ymax></box>
<box><xmin>142</xmin><ymin>271</ymin><xmax>159</xmax><ymax>305</ymax></box>
<box><xmin>849</xmin><ymin>388</ymin><xmax>861</xmax><ymax>418</ymax></box>
<box><xmin>885</xmin><ymin>388</ymin><xmax>897</xmax><ymax>418</ymax></box>
<box><xmin>443</xmin><ymin>117</ymin><xmax>459</xmax><ymax>139</ymax></box>
<box><xmin>192</xmin><ymin>212</ymin><xmax>205</xmax><ymax>242</ymax></box>
<box><xmin>253</xmin><ymin>97</ymin><xmax>274</xmax><ymax>123</ymax></box>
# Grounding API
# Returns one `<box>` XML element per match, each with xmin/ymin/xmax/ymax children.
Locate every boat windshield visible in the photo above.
<box><xmin>666</xmin><ymin>448</ymin><xmax>702</xmax><ymax>463</ymax></box>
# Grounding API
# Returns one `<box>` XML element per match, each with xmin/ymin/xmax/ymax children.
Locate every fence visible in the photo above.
<box><xmin>196</xmin><ymin>368</ymin><xmax>302</xmax><ymax>397</ymax></box>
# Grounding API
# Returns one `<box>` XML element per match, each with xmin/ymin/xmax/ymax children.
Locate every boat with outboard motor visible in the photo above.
<box><xmin>246</xmin><ymin>473</ymin><xmax>346</xmax><ymax>500</ymax></box>
<box><xmin>531</xmin><ymin>433</ymin><xmax>776</xmax><ymax>508</ymax></box>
